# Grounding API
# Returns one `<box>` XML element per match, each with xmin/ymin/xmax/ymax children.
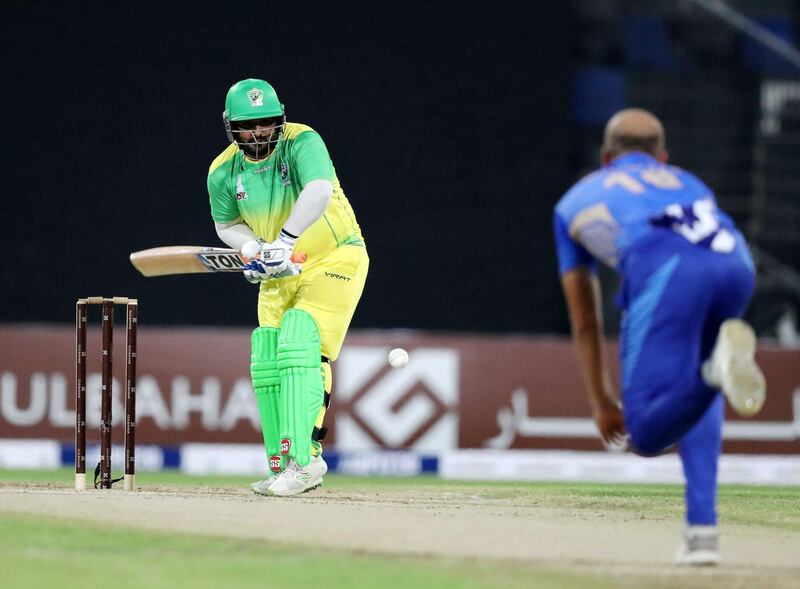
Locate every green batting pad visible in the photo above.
<box><xmin>250</xmin><ymin>327</ymin><xmax>283</xmax><ymax>472</ymax></box>
<box><xmin>277</xmin><ymin>309</ymin><xmax>324</xmax><ymax>467</ymax></box>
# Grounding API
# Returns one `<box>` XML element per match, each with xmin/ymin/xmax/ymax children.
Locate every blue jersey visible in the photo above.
<box><xmin>553</xmin><ymin>154</ymin><xmax>757</xmax><ymax>530</ymax></box>
<box><xmin>553</xmin><ymin>152</ymin><xmax>738</xmax><ymax>276</ymax></box>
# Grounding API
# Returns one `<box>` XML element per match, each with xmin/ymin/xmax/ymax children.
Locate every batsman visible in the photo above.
<box><xmin>207</xmin><ymin>78</ymin><xmax>368</xmax><ymax>496</ymax></box>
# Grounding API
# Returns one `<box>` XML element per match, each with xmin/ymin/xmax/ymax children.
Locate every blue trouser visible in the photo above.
<box><xmin>618</xmin><ymin>231</ymin><xmax>754</xmax><ymax>525</ymax></box>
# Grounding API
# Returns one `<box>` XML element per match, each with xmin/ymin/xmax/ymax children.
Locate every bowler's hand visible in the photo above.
<box><xmin>592</xmin><ymin>398</ymin><xmax>625</xmax><ymax>446</ymax></box>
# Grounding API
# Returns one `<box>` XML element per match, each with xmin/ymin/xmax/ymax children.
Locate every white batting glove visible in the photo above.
<box><xmin>260</xmin><ymin>230</ymin><xmax>297</xmax><ymax>276</ymax></box>
<box><xmin>242</xmin><ymin>259</ymin><xmax>269</xmax><ymax>284</ymax></box>
<box><xmin>241</xmin><ymin>232</ymin><xmax>302</xmax><ymax>284</ymax></box>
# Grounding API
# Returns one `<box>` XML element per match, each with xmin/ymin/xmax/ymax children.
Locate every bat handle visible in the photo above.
<box><xmin>241</xmin><ymin>251</ymin><xmax>307</xmax><ymax>264</ymax></box>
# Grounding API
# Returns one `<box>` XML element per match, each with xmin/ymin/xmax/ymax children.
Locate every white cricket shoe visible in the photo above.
<box><xmin>267</xmin><ymin>456</ymin><xmax>327</xmax><ymax>497</ymax></box>
<box><xmin>250</xmin><ymin>473</ymin><xmax>279</xmax><ymax>496</ymax></box>
<box><xmin>702</xmin><ymin>319</ymin><xmax>766</xmax><ymax>416</ymax></box>
<box><xmin>674</xmin><ymin>525</ymin><xmax>720</xmax><ymax>566</ymax></box>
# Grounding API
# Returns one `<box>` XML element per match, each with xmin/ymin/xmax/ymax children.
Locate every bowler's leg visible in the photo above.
<box><xmin>621</xmin><ymin>254</ymin><xmax>716</xmax><ymax>454</ymax></box>
<box><xmin>679</xmin><ymin>394</ymin><xmax>723</xmax><ymax>525</ymax></box>
<box><xmin>674</xmin><ymin>391</ymin><xmax>723</xmax><ymax>566</ymax></box>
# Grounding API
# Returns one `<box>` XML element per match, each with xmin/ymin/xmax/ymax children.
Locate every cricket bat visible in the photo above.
<box><xmin>130</xmin><ymin>246</ymin><xmax>306</xmax><ymax>277</ymax></box>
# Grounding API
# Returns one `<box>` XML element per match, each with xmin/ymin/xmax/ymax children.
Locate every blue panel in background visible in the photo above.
<box><xmin>60</xmin><ymin>443</ymin><xmax>182</xmax><ymax>470</ymax></box>
<box><xmin>324</xmin><ymin>453</ymin><xmax>340</xmax><ymax>472</ymax></box>
<box><xmin>329</xmin><ymin>451</ymin><xmax>439</xmax><ymax>477</ymax></box>
<box><xmin>420</xmin><ymin>456</ymin><xmax>440</xmax><ymax>474</ymax></box>
<box><xmin>58</xmin><ymin>445</ymin><xmax>437</xmax><ymax>477</ymax></box>
<box><xmin>623</xmin><ymin>16</ymin><xmax>675</xmax><ymax>68</ymax></box>
<box><xmin>741</xmin><ymin>18</ymin><xmax>798</xmax><ymax>74</ymax></box>
<box><xmin>61</xmin><ymin>444</ymin><xmax>74</xmax><ymax>467</ymax></box>
<box><xmin>572</xmin><ymin>67</ymin><xmax>628</xmax><ymax>126</ymax></box>
<box><xmin>162</xmin><ymin>447</ymin><xmax>181</xmax><ymax>469</ymax></box>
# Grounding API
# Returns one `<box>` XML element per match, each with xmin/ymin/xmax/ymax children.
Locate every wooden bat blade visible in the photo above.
<box><xmin>130</xmin><ymin>246</ymin><xmax>246</xmax><ymax>276</ymax></box>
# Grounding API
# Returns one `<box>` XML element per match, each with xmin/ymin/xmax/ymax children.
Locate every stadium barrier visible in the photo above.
<box><xmin>1</xmin><ymin>325</ymin><xmax>798</xmax><ymax>483</ymax></box>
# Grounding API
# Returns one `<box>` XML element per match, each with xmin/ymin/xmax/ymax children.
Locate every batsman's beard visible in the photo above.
<box><xmin>235</xmin><ymin>126</ymin><xmax>283</xmax><ymax>160</ymax></box>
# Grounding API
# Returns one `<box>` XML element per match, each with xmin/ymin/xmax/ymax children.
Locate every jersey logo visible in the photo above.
<box><xmin>236</xmin><ymin>174</ymin><xmax>248</xmax><ymax>201</ymax></box>
<box><xmin>280</xmin><ymin>162</ymin><xmax>291</xmax><ymax>187</ymax></box>
<box><xmin>248</xmin><ymin>88</ymin><xmax>263</xmax><ymax>106</ymax></box>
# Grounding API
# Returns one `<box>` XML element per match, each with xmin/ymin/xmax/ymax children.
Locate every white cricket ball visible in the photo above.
<box><xmin>388</xmin><ymin>347</ymin><xmax>409</xmax><ymax>369</ymax></box>
<box><xmin>241</xmin><ymin>241</ymin><xmax>261</xmax><ymax>260</ymax></box>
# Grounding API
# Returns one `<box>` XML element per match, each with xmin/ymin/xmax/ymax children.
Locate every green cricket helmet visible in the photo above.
<box><xmin>222</xmin><ymin>78</ymin><xmax>286</xmax><ymax>159</ymax></box>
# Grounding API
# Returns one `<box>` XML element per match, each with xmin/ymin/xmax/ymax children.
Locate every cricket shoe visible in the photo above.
<box><xmin>250</xmin><ymin>474</ymin><xmax>279</xmax><ymax>496</ymax></box>
<box><xmin>267</xmin><ymin>456</ymin><xmax>327</xmax><ymax>497</ymax></box>
<box><xmin>674</xmin><ymin>525</ymin><xmax>719</xmax><ymax>566</ymax></box>
<box><xmin>702</xmin><ymin>319</ymin><xmax>766</xmax><ymax>417</ymax></box>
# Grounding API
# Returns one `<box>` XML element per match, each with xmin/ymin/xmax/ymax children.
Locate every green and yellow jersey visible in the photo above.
<box><xmin>207</xmin><ymin>123</ymin><xmax>364</xmax><ymax>263</ymax></box>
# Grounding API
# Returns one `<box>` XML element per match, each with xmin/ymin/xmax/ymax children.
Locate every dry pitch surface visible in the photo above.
<box><xmin>2</xmin><ymin>480</ymin><xmax>799</xmax><ymax>588</ymax></box>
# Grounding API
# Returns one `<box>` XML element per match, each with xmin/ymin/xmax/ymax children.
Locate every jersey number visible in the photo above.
<box><xmin>653</xmin><ymin>199</ymin><xmax>735</xmax><ymax>253</ymax></box>
<box><xmin>603</xmin><ymin>168</ymin><xmax>683</xmax><ymax>194</ymax></box>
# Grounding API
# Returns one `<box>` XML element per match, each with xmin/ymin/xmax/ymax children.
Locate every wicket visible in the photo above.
<box><xmin>75</xmin><ymin>297</ymin><xmax>138</xmax><ymax>491</ymax></box>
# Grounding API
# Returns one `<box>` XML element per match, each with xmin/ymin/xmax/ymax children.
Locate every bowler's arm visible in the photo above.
<box><xmin>560</xmin><ymin>267</ymin><xmax>624</xmax><ymax>443</ymax></box>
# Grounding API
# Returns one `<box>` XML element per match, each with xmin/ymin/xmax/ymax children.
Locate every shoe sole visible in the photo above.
<box><xmin>718</xmin><ymin>320</ymin><xmax>766</xmax><ymax>417</ymax></box>
<box><xmin>675</xmin><ymin>550</ymin><xmax>720</xmax><ymax>566</ymax></box>
<box><xmin>268</xmin><ymin>476</ymin><xmax>324</xmax><ymax>497</ymax></box>
<box><xmin>251</xmin><ymin>478</ymin><xmax>278</xmax><ymax>496</ymax></box>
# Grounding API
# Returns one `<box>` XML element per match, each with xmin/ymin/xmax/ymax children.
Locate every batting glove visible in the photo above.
<box><xmin>241</xmin><ymin>231</ymin><xmax>302</xmax><ymax>284</ymax></box>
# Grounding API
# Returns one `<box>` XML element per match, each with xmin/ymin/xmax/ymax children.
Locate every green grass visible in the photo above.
<box><xmin>0</xmin><ymin>513</ymin><xmax>615</xmax><ymax>589</ymax></box>
<box><xmin>2</xmin><ymin>469</ymin><xmax>799</xmax><ymax>588</ymax></box>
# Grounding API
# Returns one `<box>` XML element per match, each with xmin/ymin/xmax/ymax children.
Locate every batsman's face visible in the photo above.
<box><xmin>232</xmin><ymin>117</ymin><xmax>283</xmax><ymax>160</ymax></box>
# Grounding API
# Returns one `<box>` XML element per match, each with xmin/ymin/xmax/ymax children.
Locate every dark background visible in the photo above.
<box><xmin>0</xmin><ymin>2</ymin><xmax>574</xmax><ymax>333</ymax></box>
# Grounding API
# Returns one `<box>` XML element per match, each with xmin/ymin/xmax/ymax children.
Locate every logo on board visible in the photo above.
<box><xmin>334</xmin><ymin>347</ymin><xmax>460</xmax><ymax>452</ymax></box>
